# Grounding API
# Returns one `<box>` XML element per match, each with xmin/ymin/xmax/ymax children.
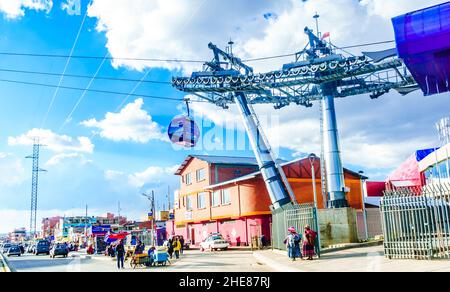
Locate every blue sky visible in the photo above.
<box><xmin>0</xmin><ymin>0</ymin><xmax>448</xmax><ymax>233</ymax></box>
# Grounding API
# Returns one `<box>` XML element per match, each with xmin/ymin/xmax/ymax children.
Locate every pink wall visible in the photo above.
<box><xmin>166</xmin><ymin>215</ymin><xmax>271</xmax><ymax>247</ymax></box>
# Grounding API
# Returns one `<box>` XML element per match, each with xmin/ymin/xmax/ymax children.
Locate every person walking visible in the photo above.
<box><xmin>303</xmin><ymin>225</ymin><xmax>317</xmax><ymax>261</ymax></box>
<box><xmin>179</xmin><ymin>236</ymin><xmax>185</xmax><ymax>254</ymax></box>
<box><xmin>173</xmin><ymin>238</ymin><xmax>182</xmax><ymax>259</ymax></box>
<box><xmin>167</xmin><ymin>238</ymin><xmax>174</xmax><ymax>259</ymax></box>
<box><xmin>116</xmin><ymin>240</ymin><xmax>125</xmax><ymax>269</ymax></box>
<box><xmin>284</xmin><ymin>227</ymin><xmax>301</xmax><ymax>261</ymax></box>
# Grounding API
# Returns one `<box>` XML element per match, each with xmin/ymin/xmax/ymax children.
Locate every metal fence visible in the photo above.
<box><xmin>381</xmin><ymin>184</ymin><xmax>450</xmax><ymax>260</ymax></box>
<box><xmin>356</xmin><ymin>209</ymin><xmax>384</xmax><ymax>240</ymax></box>
<box><xmin>271</xmin><ymin>203</ymin><xmax>320</xmax><ymax>255</ymax></box>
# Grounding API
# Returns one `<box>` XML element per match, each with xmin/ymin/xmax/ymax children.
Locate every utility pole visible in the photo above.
<box><xmin>167</xmin><ymin>185</ymin><xmax>171</xmax><ymax>211</ymax></box>
<box><xmin>142</xmin><ymin>191</ymin><xmax>156</xmax><ymax>246</ymax></box>
<box><xmin>25</xmin><ymin>138</ymin><xmax>46</xmax><ymax>238</ymax></box>
<box><xmin>84</xmin><ymin>204</ymin><xmax>88</xmax><ymax>246</ymax></box>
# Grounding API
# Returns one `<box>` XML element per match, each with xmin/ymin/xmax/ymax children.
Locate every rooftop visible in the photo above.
<box><xmin>175</xmin><ymin>154</ymin><xmax>286</xmax><ymax>175</ymax></box>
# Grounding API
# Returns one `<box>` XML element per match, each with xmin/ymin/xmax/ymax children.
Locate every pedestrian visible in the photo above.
<box><xmin>147</xmin><ymin>246</ymin><xmax>156</xmax><ymax>267</ymax></box>
<box><xmin>260</xmin><ymin>234</ymin><xmax>267</xmax><ymax>249</ymax></box>
<box><xmin>116</xmin><ymin>239</ymin><xmax>125</xmax><ymax>269</ymax></box>
<box><xmin>167</xmin><ymin>238</ymin><xmax>174</xmax><ymax>259</ymax></box>
<box><xmin>284</xmin><ymin>226</ymin><xmax>301</xmax><ymax>261</ymax></box>
<box><xmin>135</xmin><ymin>240</ymin><xmax>144</xmax><ymax>255</ymax></box>
<box><xmin>87</xmin><ymin>244</ymin><xmax>94</xmax><ymax>255</ymax></box>
<box><xmin>179</xmin><ymin>236</ymin><xmax>185</xmax><ymax>254</ymax></box>
<box><xmin>303</xmin><ymin>225</ymin><xmax>317</xmax><ymax>261</ymax></box>
<box><xmin>173</xmin><ymin>238</ymin><xmax>181</xmax><ymax>259</ymax></box>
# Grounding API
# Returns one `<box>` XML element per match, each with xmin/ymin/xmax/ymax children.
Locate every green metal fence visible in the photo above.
<box><xmin>271</xmin><ymin>203</ymin><xmax>320</xmax><ymax>256</ymax></box>
<box><xmin>381</xmin><ymin>184</ymin><xmax>450</xmax><ymax>260</ymax></box>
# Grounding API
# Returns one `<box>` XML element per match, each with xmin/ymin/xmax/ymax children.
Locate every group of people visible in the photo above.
<box><xmin>284</xmin><ymin>225</ymin><xmax>318</xmax><ymax>261</ymax></box>
<box><xmin>164</xmin><ymin>236</ymin><xmax>184</xmax><ymax>259</ymax></box>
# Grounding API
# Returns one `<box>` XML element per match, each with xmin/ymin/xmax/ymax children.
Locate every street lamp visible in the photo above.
<box><xmin>308</xmin><ymin>153</ymin><xmax>321</xmax><ymax>249</ymax></box>
<box><xmin>358</xmin><ymin>171</ymin><xmax>369</xmax><ymax>241</ymax></box>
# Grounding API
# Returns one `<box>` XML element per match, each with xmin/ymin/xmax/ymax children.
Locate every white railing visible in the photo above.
<box><xmin>0</xmin><ymin>252</ymin><xmax>13</xmax><ymax>272</ymax></box>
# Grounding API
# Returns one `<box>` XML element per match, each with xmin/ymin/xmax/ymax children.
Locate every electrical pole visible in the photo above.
<box><xmin>25</xmin><ymin>138</ymin><xmax>46</xmax><ymax>239</ymax></box>
<box><xmin>167</xmin><ymin>185</ymin><xmax>171</xmax><ymax>211</ymax></box>
<box><xmin>142</xmin><ymin>191</ymin><xmax>156</xmax><ymax>246</ymax></box>
<box><xmin>84</xmin><ymin>204</ymin><xmax>88</xmax><ymax>246</ymax></box>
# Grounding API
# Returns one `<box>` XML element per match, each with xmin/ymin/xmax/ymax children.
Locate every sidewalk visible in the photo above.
<box><xmin>253</xmin><ymin>245</ymin><xmax>450</xmax><ymax>272</ymax></box>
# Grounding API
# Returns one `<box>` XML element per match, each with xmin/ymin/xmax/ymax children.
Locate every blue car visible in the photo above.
<box><xmin>35</xmin><ymin>240</ymin><xmax>50</xmax><ymax>256</ymax></box>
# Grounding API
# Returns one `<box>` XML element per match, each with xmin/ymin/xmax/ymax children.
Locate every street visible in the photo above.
<box><xmin>7</xmin><ymin>249</ymin><xmax>273</xmax><ymax>272</ymax></box>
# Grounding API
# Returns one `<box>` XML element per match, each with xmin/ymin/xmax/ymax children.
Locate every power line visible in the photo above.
<box><xmin>0</xmin><ymin>67</ymin><xmax>172</xmax><ymax>84</ymax></box>
<box><xmin>243</xmin><ymin>40</ymin><xmax>396</xmax><ymax>62</ymax></box>
<box><xmin>0</xmin><ymin>40</ymin><xmax>395</xmax><ymax>65</ymax></box>
<box><xmin>0</xmin><ymin>77</ymin><xmax>185</xmax><ymax>102</ymax></box>
<box><xmin>114</xmin><ymin>70</ymin><xmax>152</xmax><ymax>112</ymax></box>
<box><xmin>59</xmin><ymin>53</ymin><xmax>109</xmax><ymax>131</ymax></box>
<box><xmin>338</xmin><ymin>40</ymin><xmax>395</xmax><ymax>50</ymax></box>
<box><xmin>41</xmin><ymin>3</ymin><xmax>90</xmax><ymax>128</ymax></box>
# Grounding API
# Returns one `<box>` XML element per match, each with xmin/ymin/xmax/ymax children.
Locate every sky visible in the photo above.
<box><xmin>0</xmin><ymin>0</ymin><xmax>448</xmax><ymax>233</ymax></box>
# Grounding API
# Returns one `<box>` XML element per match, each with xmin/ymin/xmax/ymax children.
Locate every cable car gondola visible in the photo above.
<box><xmin>167</xmin><ymin>100</ymin><xmax>200</xmax><ymax>148</ymax></box>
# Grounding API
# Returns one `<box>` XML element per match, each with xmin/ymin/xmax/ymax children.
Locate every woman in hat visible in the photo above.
<box><xmin>303</xmin><ymin>225</ymin><xmax>317</xmax><ymax>260</ymax></box>
<box><xmin>284</xmin><ymin>226</ymin><xmax>302</xmax><ymax>261</ymax></box>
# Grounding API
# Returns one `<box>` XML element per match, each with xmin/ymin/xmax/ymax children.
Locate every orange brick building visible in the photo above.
<box><xmin>167</xmin><ymin>155</ymin><xmax>366</xmax><ymax>246</ymax></box>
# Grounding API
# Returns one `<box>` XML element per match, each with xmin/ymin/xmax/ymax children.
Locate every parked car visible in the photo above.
<box><xmin>35</xmin><ymin>240</ymin><xmax>50</xmax><ymax>256</ymax></box>
<box><xmin>50</xmin><ymin>243</ymin><xmax>69</xmax><ymax>258</ymax></box>
<box><xmin>200</xmin><ymin>234</ymin><xmax>230</xmax><ymax>252</ymax></box>
<box><xmin>6</xmin><ymin>245</ymin><xmax>22</xmax><ymax>257</ymax></box>
<box><xmin>1</xmin><ymin>243</ymin><xmax>12</xmax><ymax>254</ymax></box>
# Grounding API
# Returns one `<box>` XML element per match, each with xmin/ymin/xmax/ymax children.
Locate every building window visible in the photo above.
<box><xmin>221</xmin><ymin>189</ymin><xmax>231</xmax><ymax>205</ymax></box>
<box><xmin>185</xmin><ymin>173</ymin><xmax>192</xmax><ymax>185</ymax></box>
<box><xmin>212</xmin><ymin>191</ymin><xmax>221</xmax><ymax>207</ymax></box>
<box><xmin>198</xmin><ymin>192</ymin><xmax>207</xmax><ymax>209</ymax></box>
<box><xmin>196</xmin><ymin>168</ymin><xmax>206</xmax><ymax>182</ymax></box>
<box><xmin>186</xmin><ymin>196</ymin><xmax>193</xmax><ymax>211</ymax></box>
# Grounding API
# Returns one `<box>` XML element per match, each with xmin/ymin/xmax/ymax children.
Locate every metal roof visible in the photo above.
<box><xmin>175</xmin><ymin>154</ymin><xmax>286</xmax><ymax>175</ymax></box>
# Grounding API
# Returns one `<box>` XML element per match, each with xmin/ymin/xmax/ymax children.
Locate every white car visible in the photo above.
<box><xmin>200</xmin><ymin>234</ymin><xmax>230</xmax><ymax>252</ymax></box>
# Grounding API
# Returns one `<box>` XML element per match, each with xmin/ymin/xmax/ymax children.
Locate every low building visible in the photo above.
<box><xmin>9</xmin><ymin>228</ymin><xmax>27</xmax><ymax>243</ymax></box>
<box><xmin>386</xmin><ymin>144</ymin><xmax>450</xmax><ymax>189</ymax></box>
<box><xmin>167</xmin><ymin>155</ymin><xmax>367</xmax><ymax>247</ymax></box>
<box><xmin>419</xmin><ymin>143</ymin><xmax>450</xmax><ymax>185</ymax></box>
<box><xmin>42</xmin><ymin>216</ymin><xmax>62</xmax><ymax>239</ymax></box>
<box><xmin>54</xmin><ymin>216</ymin><xmax>97</xmax><ymax>241</ymax></box>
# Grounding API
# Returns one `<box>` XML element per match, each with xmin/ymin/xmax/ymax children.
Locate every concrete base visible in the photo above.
<box><xmin>318</xmin><ymin>208</ymin><xmax>358</xmax><ymax>248</ymax></box>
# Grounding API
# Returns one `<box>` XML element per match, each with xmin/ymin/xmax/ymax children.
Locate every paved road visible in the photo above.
<box><xmin>8</xmin><ymin>250</ymin><xmax>273</xmax><ymax>272</ymax></box>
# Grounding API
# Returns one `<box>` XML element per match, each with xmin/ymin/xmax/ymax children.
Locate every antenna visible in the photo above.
<box><xmin>313</xmin><ymin>13</ymin><xmax>320</xmax><ymax>37</ymax></box>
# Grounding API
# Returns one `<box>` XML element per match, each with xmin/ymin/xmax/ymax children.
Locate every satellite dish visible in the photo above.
<box><xmin>168</xmin><ymin>100</ymin><xmax>200</xmax><ymax>148</ymax></box>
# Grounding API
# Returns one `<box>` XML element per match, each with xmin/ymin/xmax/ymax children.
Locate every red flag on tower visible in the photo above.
<box><xmin>321</xmin><ymin>32</ymin><xmax>331</xmax><ymax>40</ymax></box>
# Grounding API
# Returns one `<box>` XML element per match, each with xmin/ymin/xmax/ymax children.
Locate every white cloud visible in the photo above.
<box><xmin>86</xmin><ymin>0</ymin><xmax>444</xmax><ymax>73</ymax></box>
<box><xmin>360</xmin><ymin>0</ymin><xmax>444</xmax><ymax>19</ymax></box>
<box><xmin>45</xmin><ymin>153</ymin><xmax>92</xmax><ymax>167</ymax></box>
<box><xmin>104</xmin><ymin>170</ymin><xmax>125</xmax><ymax>181</ymax></box>
<box><xmin>81</xmin><ymin>98</ymin><xmax>166</xmax><ymax>144</ymax></box>
<box><xmin>8</xmin><ymin>128</ymin><xmax>94</xmax><ymax>153</ymax></box>
<box><xmin>0</xmin><ymin>153</ymin><xmax>26</xmax><ymax>187</ymax></box>
<box><xmin>0</xmin><ymin>0</ymin><xmax>53</xmax><ymax>19</ymax></box>
<box><xmin>128</xmin><ymin>165</ymin><xmax>178</xmax><ymax>188</ymax></box>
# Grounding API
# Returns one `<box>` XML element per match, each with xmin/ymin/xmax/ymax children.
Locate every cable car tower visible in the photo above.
<box><xmin>172</xmin><ymin>17</ymin><xmax>418</xmax><ymax>210</ymax></box>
